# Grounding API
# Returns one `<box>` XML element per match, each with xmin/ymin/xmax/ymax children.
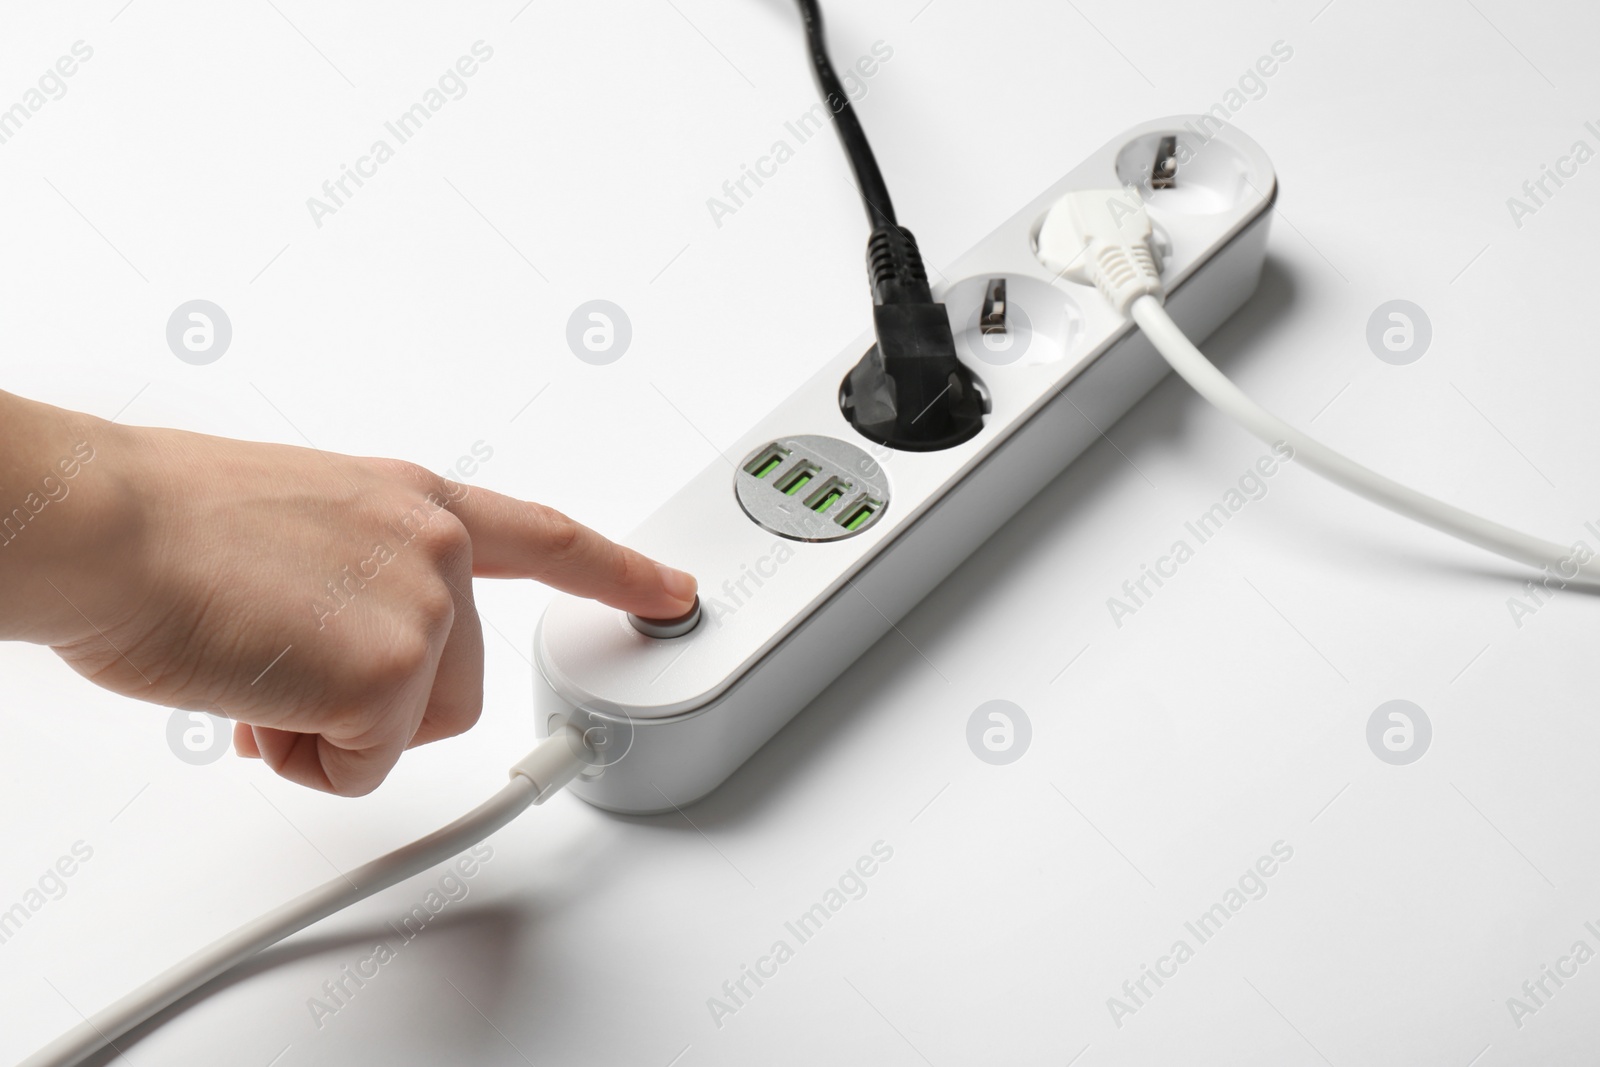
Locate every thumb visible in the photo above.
<box><xmin>447</xmin><ymin>485</ymin><xmax>697</xmax><ymax>618</ymax></box>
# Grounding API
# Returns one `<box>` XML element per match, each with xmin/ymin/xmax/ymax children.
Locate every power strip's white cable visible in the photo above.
<box><xmin>21</xmin><ymin>726</ymin><xmax>593</xmax><ymax>1067</ymax></box>
<box><xmin>1037</xmin><ymin>188</ymin><xmax>1597</xmax><ymax>583</ymax></box>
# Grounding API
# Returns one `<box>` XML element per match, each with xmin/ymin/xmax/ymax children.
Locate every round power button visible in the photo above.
<box><xmin>628</xmin><ymin>596</ymin><xmax>702</xmax><ymax>639</ymax></box>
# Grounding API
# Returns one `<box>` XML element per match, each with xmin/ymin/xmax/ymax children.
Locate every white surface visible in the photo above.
<box><xmin>2</xmin><ymin>1</ymin><xmax>1598</xmax><ymax>1065</ymax></box>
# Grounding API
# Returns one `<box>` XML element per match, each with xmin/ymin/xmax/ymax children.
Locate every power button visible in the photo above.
<box><xmin>628</xmin><ymin>596</ymin><xmax>702</xmax><ymax>639</ymax></box>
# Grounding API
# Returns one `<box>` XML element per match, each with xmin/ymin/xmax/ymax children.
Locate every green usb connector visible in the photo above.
<box><xmin>840</xmin><ymin>498</ymin><xmax>880</xmax><ymax>531</ymax></box>
<box><xmin>780</xmin><ymin>468</ymin><xmax>815</xmax><ymax>497</ymax></box>
<box><xmin>744</xmin><ymin>446</ymin><xmax>789</xmax><ymax>480</ymax></box>
<box><xmin>805</xmin><ymin>478</ymin><xmax>850</xmax><ymax>514</ymax></box>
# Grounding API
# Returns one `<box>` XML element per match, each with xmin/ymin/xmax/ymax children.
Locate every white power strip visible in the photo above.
<box><xmin>534</xmin><ymin>117</ymin><xmax>1277</xmax><ymax>814</ymax></box>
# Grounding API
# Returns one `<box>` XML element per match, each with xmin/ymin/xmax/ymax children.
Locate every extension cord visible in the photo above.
<box><xmin>534</xmin><ymin>117</ymin><xmax>1278</xmax><ymax>814</ymax></box>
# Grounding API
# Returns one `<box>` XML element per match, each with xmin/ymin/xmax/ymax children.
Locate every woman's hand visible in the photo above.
<box><xmin>0</xmin><ymin>391</ymin><xmax>695</xmax><ymax>797</ymax></box>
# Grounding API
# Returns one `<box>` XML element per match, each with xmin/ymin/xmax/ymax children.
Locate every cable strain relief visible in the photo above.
<box><xmin>510</xmin><ymin>725</ymin><xmax>590</xmax><ymax>804</ymax></box>
<box><xmin>867</xmin><ymin>226</ymin><xmax>933</xmax><ymax>305</ymax></box>
<box><xmin>1091</xmin><ymin>241</ymin><xmax>1164</xmax><ymax>315</ymax></box>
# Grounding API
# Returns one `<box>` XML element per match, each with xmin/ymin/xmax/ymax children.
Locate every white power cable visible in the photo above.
<box><xmin>1036</xmin><ymin>188</ymin><xmax>1597</xmax><ymax>585</ymax></box>
<box><xmin>1130</xmin><ymin>295</ymin><xmax>1593</xmax><ymax>577</ymax></box>
<box><xmin>21</xmin><ymin>726</ymin><xmax>592</xmax><ymax>1067</ymax></box>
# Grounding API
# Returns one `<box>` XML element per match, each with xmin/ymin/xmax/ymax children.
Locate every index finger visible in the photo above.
<box><xmin>445</xmin><ymin>484</ymin><xmax>697</xmax><ymax>619</ymax></box>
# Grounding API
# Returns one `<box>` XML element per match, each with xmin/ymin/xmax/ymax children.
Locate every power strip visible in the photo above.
<box><xmin>534</xmin><ymin>117</ymin><xmax>1277</xmax><ymax>814</ymax></box>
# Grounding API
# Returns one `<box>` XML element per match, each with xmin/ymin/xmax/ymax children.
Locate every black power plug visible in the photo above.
<box><xmin>839</xmin><ymin>226</ymin><xmax>986</xmax><ymax>451</ymax></box>
<box><xmin>793</xmin><ymin>0</ymin><xmax>985</xmax><ymax>452</ymax></box>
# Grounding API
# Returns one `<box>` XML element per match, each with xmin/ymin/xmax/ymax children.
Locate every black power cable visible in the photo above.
<box><xmin>794</xmin><ymin>0</ymin><xmax>985</xmax><ymax>452</ymax></box>
<box><xmin>793</xmin><ymin>0</ymin><xmax>896</xmax><ymax>229</ymax></box>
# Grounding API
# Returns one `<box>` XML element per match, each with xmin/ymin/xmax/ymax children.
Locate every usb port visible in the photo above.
<box><xmin>779</xmin><ymin>465</ymin><xmax>817</xmax><ymax>497</ymax></box>
<box><xmin>744</xmin><ymin>446</ymin><xmax>789</xmax><ymax>480</ymax></box>
<box><xmin>805</xmin><ymin>478</ymin><xmax>851</xmax><ymax>514</ymax></box>
<box><xmin>838</xmin><ymin>496</ymin><xmax>882</xmax><ymax>532</ymax></box>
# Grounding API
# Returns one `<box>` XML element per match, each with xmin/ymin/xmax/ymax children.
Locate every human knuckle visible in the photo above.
<box><xmin>416</xmin><ymin>512</ymin><xmax>472</xmax><ymax>563</ymax></box>
<box><xmin>415</xmin><ymin>584</ymin><xmax>456</xmax><ymax>633</ymax></box>
<box><xmin>538</xmin><ymin>509</ymin><xmax>583</xmax><ymax>559</ymax></box>
<box><xmin>610</xmin><ymin>544</ymin><xmax>642</xmax><ymax>586</ymax></box>
<box><xmin>372</xmin><ymin>632</ymin><xmax>433</xmax><ymax>685</ymax></box>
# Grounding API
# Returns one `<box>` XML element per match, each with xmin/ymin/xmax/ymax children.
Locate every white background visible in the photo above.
<box><xmin>3</xmin><ymin>1</ymin><xmax>1599</xmax><ymax>1064</ymax></box>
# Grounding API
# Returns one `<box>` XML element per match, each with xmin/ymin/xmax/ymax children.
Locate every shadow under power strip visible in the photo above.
<box><xmin>535</xmin><ymin>117</ymin><xmax>1276</xmax><ymax>814</ymax></box>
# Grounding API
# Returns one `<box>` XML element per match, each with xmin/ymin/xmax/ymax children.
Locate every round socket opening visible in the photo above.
<box><xmin>942</xmin><ymin>274</ymin><xmax>1081</xmax><ymax>368</ymax></box>
<box><xmin>1114</xmin><ymin>130</ymin><xmax>1254</xmax><ymax>216</ymax></box>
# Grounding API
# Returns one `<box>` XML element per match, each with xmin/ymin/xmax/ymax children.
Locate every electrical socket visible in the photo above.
<box><xmin>535</xmin><ymin>118</ymin><xmax>1278</xmax><ymax>813</ymax></box>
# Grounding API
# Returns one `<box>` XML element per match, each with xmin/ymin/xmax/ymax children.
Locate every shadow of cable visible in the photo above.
<box><xmin>76</xmin><ymin>904</ymin><xmax>531</xmax><ymax>1067</ymax></box>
